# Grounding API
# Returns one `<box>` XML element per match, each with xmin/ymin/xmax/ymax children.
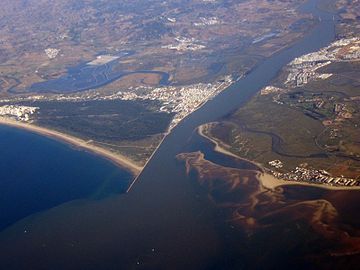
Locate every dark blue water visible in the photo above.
<box><xmin>0</xmin><ymin>0</ymin><xmax>343</xmax><ymax>269</ymax></box>
<box><xmin>0</xmin><ymin>125</ymin><xmax>132</xmax><ymax>231</ymax></box>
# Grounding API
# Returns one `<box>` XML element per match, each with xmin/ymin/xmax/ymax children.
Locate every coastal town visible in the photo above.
<box><xmin>114</xmin><ymin>75</ymin><xmax>233</xmax><ymax>128</ymax></box>
<box><xmin>268</xmin><ymin>159</ymin><xmax>359</xmax><ymax>187</ymax></box>
<box><xmin>0</xmin><ymin>75</ymin><xmax>234</xmax><ymax>130</ymax></box>
<box><xmin>284</xmin><ymin>37</ymin><xmax>360</xmax><ymax>88</ymax></box>
<box><xmin>260</xmin><ymin>37</ymin><xmax>360</xmax><ymax>96</ymax></box>
<box><xmin>254</xmin><ymin>37</ymin><xmax>360</xmax><ymax>188</ymax></box>
<box><xmin>258</xmin><ymin>36</ymin><xmax>360</xmax><ymax>143</ymax></box>
<box><xmin>0</xmin><ymin>105</ymin><xmax>38</xmax><ymax>122</ymax></box>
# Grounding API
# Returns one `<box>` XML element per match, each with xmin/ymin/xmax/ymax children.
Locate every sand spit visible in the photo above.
<box><xmin>197</xmin><ymin>123</ymin><xmax>360</xmax><ymax>191</ymax></box>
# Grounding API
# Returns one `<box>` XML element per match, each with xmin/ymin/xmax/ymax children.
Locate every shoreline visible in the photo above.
<box><xmin>126</xmin><ymin>81</ymin><xmax>235</xmax><ymax>191</ymax></box>
<box><xmin>0</xmin><ymin>117</ymin><xmax>142</xmax><ymax>176</ymax></box>
<box><xmin>126</xmin><ymin>131</ymin><xmax>169</xmax><ymax>192</ymax></box>
<box><xmin>197</xmin><ymin>123</ymin><xmax>360</xmax><ymax>191</ymax></box>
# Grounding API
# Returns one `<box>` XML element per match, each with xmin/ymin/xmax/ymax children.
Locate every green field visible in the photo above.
<box><xmin>207</xmin><ymin>60</ymin><xmax>360</xmax><ymax>179</ymax></box>
<box><xmin>18</xmin><ymin>99</ymin><xmax>174</xmax><ymax>164</ymax></box>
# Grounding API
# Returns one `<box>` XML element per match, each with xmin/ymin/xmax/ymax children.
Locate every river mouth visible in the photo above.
<box><xmin>2</xmin><ymin>0</ymin><xmax>356</xmax><ymax>269</ymax></box>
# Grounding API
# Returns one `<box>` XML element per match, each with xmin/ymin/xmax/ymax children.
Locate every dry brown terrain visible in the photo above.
<box><xmin>0</xmin><ymin>0</ymin><xmax>314</xmax><ymax>95</ymax></box>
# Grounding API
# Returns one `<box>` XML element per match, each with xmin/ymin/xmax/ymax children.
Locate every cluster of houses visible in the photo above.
<box><xmin>0</xmin><ymin>105</ymin><xmax>39</xmax><ymax>122</ymax></box>
<box><xmin>268</xmin><ymin>161</ymin><xmax>359</xmax><ymax>187</ymax></box>
<box><xmin>161</xmin><ymin>37</ymin><xmax>206</xmax><ymax>51</ymax></box>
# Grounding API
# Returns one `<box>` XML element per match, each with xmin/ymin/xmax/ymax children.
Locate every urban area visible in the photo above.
<box><xmin>268</xmin><ymin>159</ymin><xmax>359</xmax><ymax>187</ymax></box>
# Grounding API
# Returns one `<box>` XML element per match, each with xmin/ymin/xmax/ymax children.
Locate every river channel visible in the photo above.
<box><xmin>0</xmin><ymin>1</ymin><xmax>344</xmax><ymax>269</ymax></box>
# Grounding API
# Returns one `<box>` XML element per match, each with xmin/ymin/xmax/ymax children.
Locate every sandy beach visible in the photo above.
<box><xmin>0</xmin><ymin>117</ymin><xmax>142</xmax><ymax>175</ymax></box>
<box><xmin>198</xmin><ymin>123</ymin><xmax>360</xmax><ymax>191</ymax></box>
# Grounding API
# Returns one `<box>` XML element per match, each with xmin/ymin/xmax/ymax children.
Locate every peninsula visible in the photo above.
<box><xmin>197</xmin><ymin>124</ymin><xmax>360</xmax><ymax>190</ymax></box>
